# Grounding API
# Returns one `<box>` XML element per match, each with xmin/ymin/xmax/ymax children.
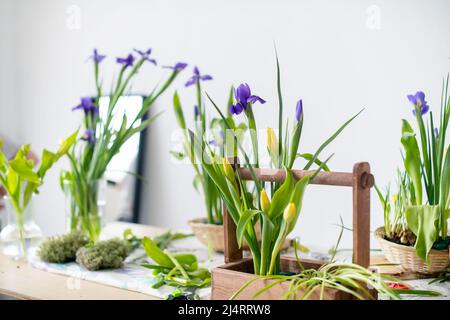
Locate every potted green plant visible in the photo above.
<box><xmin>62</xmin><ymin>49</ymin><xmax>187</xmax><ymax>242</ymax></box>
<box><xmin>375</xmin><ymin>77</ymin><xmax>450</xmax><ymax>274</ymax></box>
<box><xmin>187</xmin><ymin>54</ymin><xmax>367</xmax><ymax>297</ymax></box>
<box><xmin>0</xmin><ymin>133</ymin><xmax>76</xmax><ymax>259</ymax></box>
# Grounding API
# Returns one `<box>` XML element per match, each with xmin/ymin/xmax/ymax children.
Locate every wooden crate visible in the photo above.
<box><xmin>211</xmin><ymin>162</ymin><xmax>375</xmax><ymax>300</ymax></box>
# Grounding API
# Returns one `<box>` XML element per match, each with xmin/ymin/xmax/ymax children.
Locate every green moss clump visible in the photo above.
<box><xmin>38</xmin><ymin>231</ymin><xmax>89</xmax><ymax>263</ymax></box>
<box><xmin>75</xmin><ymin>238</ymin><xmax>130</xmax><ymax>271</ymax></box>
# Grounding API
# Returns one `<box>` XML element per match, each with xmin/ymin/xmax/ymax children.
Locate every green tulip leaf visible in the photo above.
<box><xmin>23</xmin><ymin>182</ymin><xmax>38</xmax><ymax>206</ymax></box>
<box><xmin>173</xmin><ymin>91</ymin><xmax>186</xmax><ymax>129</ymax></box>
<box><xmin>303</xmin><ymin>109</ymin><xmax>362</xmax><ymax>170</ymax></box>
<box><xmin>236</xmin><ymin>209</ymin><xmax>261</xmax><ymax>248</ymax></box>
<box><xmin>9</xmin><ymin>159</ymin><xmax>40</xmax><ymax>184</ymax></box>
<box><xmin>405</xmin><ymin>205</ymin><xmax>440</xmax><ymax>262</ymax></box>
<box><xmin>5</xmin><ymin>167</ymin><xmax>19</xmax><ymax>198</ymax></box>
<box><xmin>297</xmin><ymin>153</ymin><xmax>330</xmax><ymax>171</ymax></box>
<box><xmin>56</xmin><ymin>130</ymin><xmax>78</xmax><ymax>158</ymax></box>
<box><xmin>14</xmin><ymin>144</ymin><xmax>30</xmax><ymax>161</ymax></box>
<box><xmin>287</xmin><ymin>175</ymin><xmax>311</xmax><ymax>233</ymax></box>
<box><xmin>401</xmin><ymin>120</ymin><xmax>422</xmax><ymax>205</ymax></box>
<box><xmin>173</xmin><ymin>253</ymin><xmax>198</xmax><ymax>271</ymax></box>
<box><xmin>0</xmin><ymin>149</ymin><xmax>7</xmax><ymax>172</ymax></box>
<box><xmin>268</xmin><ymin>169</ymin><xmax>294</xmax><ymax>219</ymax></box>
<box><xmin>37</xmin><ymin>149</ymin><xmax>57</xmax><ymax>178</ymax></box>
<box><xmin>187</xmin><ymin>268</ymin><xmax>210</xmax><ymax>280</ymax></box>
<box><xmin>142</xmin><ymin>237</ymin><xmax>174</xmax><ymax>268</ymax></box>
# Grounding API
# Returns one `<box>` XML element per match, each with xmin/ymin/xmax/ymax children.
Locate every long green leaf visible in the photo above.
<box><xmin>297</xmin><ymin>153</ymin><xmax>330</xmax><ymax>171</ymax></box>
<box><xmin>236</xmin><ymin>210</ymin><xmax>261</xmax><ymax>248</ymax></box>
<box><xmin>405</xmin><ymin>205</ymin><xmax>440</xmax><ymax>262</ymax></box>
<box><xmin>287</xmin><ymin>175</ymin><xmax>311</xmax><ymax>233</ymax></box>
<box><xmin>439</xmin><ymin>147</ymin><xmax>450</xmax><ymax>237</ymax></box>
<box><xmin>304</xmin><ymin>109</ymin><xmax>363</xmax><ymax>170</ymax></box>
<box><xmin>173</xmin><ymin>91</ymin><xmax>186</xmax><ymax>129</ymax></box>
<box><xmin>401</xmin><ymin>119</ymin><xmax>423</xmax><ymax>205</ymax></box>
<box><xmin>38</xmin><ymin>149</ymin><xmax>57</xmax><ymax>178</ymax></box>
<box><xmin>268</xmin><ymin>169</ymin><xmax>294</xmax><ymax>219</ymax></box>
<box><xmin>275</xmin><ymin>47</ymin><xmax>283</xmax><ymax>162</ymax></box>
<box><xmin>142</xmin><ymin>237</ymin><xmax>174</xmax><ymax>268</ymax></box>
<box><xmin>9</xmin><ymin>159</ymin><xmax>40</xmax><ymax>184</ymax></box>
<box><xmin>56</xmin><ymin>130</ymin><xmax>78</xmax><ymax>158</ymax></box>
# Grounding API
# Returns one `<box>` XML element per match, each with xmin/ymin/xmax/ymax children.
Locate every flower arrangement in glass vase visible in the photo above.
<box><xmin>62</xmin><ymin>48</ymin><xmax>186</xmax><ymax>242</ymax></box>
<box><xmin>172</xmin><ymin>66</ymin><xmax>250</xmax><ymax>251</ymax></box>
<box><xmin>187</xmin><ymin>52</ymin><xmax>384</xmax><ymax>293</ymax></box>
<box><xmin>375</xmin><ymin>77</ymin><xmax>450</xmax><ymax>274</ymax></box>
<box><xmin>0</xmin><ymin>133</ymin><xmax>77</xmax><ymax>259</ymax></box>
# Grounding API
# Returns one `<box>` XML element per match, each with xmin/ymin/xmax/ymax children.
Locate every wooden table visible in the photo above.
<box><xmin>0</xmin><ymin>222</ymin><xmax>166</xmax><ymax>300</ymax></box>
<box><xmin>1</xmin><ymin>222</ymin><xmax>446</xmax><ymax>300</ymax></box>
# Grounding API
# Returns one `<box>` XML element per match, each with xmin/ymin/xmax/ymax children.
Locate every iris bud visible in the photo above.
<box><xmin>260</xmin><ymin>189</ymin><xmax>271</xmax><ymax>213</ymax></box>
<box><xmin>222</xmin><ymin>158</ymin><xmax>235</xmax><ymax>182</ymax></box>
<box><xmin>283</xmin><ymin>202</ymin><xmax>296</xmax><ymax>223</ymax></box>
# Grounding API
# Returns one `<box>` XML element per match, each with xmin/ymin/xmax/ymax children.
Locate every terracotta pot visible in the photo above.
<box><xmin>375</xmin><ymin>227</ymin><xmax>450</xmax><ymax>274</ymax></box>
<box><xmin>189</xmin><ymin>218</ymin><xmax>290</xmax><ymax>253</ymax></box>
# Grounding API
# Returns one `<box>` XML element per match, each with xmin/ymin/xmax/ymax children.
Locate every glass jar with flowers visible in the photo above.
<box><xmin>62</xmin><ymin>48</ymin><xmax>187</xmax><ymax>242</ymax></box>
<box><xmin>0</xmin><ymin>133</ymin><xmax>76</xmax><ymax>259</ymax></box>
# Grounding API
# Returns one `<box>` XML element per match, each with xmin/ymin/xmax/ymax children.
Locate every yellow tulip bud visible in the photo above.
<box><xmin>222</xmin><ymin>158</ymin><xmax>235</xmax><ymax>182</ymax></box>
<box><xmin>283</xmin><ymin>202</ymin><xmax>296</xmax><ymax>223</ymax></box>
<box><xmin>391</xmin><ymin>194</ymin><xmax>398</xmax><ymax>205</ymax></box>
<box><xmin>260</xmin><ymin>189</ymin><xmax>271</xmax><ymax>212</ymax></box>
<box><xmin>266</xmin><ymin>128</ymin><xmax>279</xmax><ymax>165</ymax></box>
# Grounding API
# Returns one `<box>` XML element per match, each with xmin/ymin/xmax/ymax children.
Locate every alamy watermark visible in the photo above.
<box><xmin>366</xmin><ymin>5</ymin><xmax>381</xmax><ymax>30</ymax></box>
<box><xmin>66</xmin><ymin>5</ymin><xmax>81</xmax><ymax>30</ymax></box>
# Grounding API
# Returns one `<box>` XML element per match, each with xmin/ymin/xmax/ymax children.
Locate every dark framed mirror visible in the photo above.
<box><xmin>97</xmin><ymin>95</ymin><xmax>147</xmax><ymax>224</ymax></box>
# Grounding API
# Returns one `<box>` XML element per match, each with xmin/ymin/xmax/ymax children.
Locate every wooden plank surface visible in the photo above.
<box><xmin>0</xmin><ymin>221</ymin><xmax>438</xmax><ymax>300</ymax></box>
<box><xmin>0</xmin><ymin>222</ymin><xmax>166</xmax><ymax>300</ymax></box>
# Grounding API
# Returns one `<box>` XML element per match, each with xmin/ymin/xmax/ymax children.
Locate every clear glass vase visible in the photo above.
<box><xmin>64</xmin><ymin>178</ymin><xmax>106</xmax><ymax>242</ymax></box>
<box><xmin>0</xmin><ymin>196</ymin><xmax>43</xmax><ymax>260</ymax></box>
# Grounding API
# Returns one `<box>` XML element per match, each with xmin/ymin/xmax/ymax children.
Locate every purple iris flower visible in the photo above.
<box><xmin>229</xmin><ymin>83</ymin><xmax>266</xmax><ymax>115</ymax></box>
<box><xmin>133</xmin><ymin>48</ymin><xmax>157</xmax><ymax>65</ymax></box>
<box><xmin>90</xmin><ymin>49</ymin><xmax>105</xmax><ymax>64</ymax></box>
<box><xmin>296</xmin><ymin>99</ymin><xmax>303</xmax><ymax>122</ymax></box>
<box><xmin>185</xmin><ymin>66</ymin><xmax>213</xmax><ymax>87</ymax></box>
<box><xmin>82</xmin><ymin>129</ymin><xmax>95</xmax><ymax>145</ymax></box>
<box><xmin>163</xmin><ymin>62</ymin><xmax>188</xmax><ymax>71</ymax></box>
<box><xmin>72</xmin><ymin>97</ymin><xmax>98</xmax><ymax>115</ymax></box>
<box><xmin>116</xmin><ymin>54</ymin><xmax>135</xmax><ymax>68</ymax></box>
<box><xmin>407</xmin><ymin>91</ymin><xmax>429</xmax><ymax>115</ymax></box>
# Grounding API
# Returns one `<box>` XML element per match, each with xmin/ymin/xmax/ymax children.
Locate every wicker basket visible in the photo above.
<box><xmin>189</xmin><ymin>218</ymin><xmax>229</xmax><ymax>252</ymax></box>
<box><xmin>189</xmin><ymin>218</ymin><xmax>290</xmax><ymax>253</ymax></box>
<box><xmin>375</xmin><ymin>227</ymin><xmax>450</xmax><ymax>274</ymax></box>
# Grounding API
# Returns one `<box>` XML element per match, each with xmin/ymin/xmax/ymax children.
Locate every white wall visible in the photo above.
<box><xmin>0</xmin><ymin>0</ymin><xmax>18</xmax><ymax>137</ymax></box>
<box><xmin>1</xmin><ymin>0</ymin><xmax>450</xmax><ymax>251</ymax></box>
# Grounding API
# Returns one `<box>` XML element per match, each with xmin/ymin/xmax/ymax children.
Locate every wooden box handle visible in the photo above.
<box><xmin>223</xmin><ymin>161</ymin><xmax>373</xmax><ymax>268</ymax></box>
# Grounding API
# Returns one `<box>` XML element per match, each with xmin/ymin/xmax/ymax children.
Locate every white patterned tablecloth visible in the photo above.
<box><xmin>29</xmin><ymin>235</ymin><xmax>225</xmax><ymax>299</ymax></box>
